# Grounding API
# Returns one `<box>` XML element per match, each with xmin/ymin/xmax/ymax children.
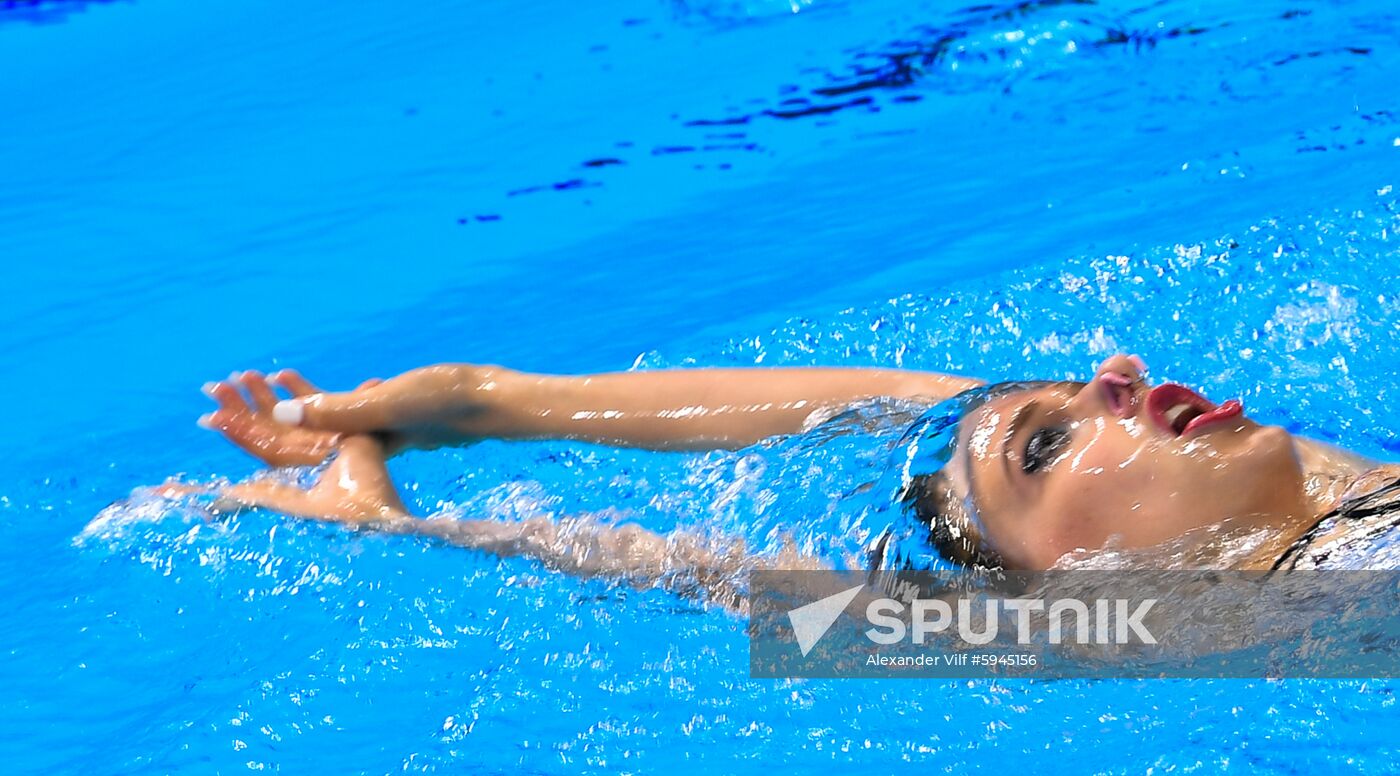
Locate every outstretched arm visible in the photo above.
<box><xmin>202</xmin><ymin>433</ymin><xmax>820</xmax><ymax>612</ymax></box>
<box><xmin>264</xmin><ymin>364</ymin><xmax>982</xmax><ymax>452</ymax></box>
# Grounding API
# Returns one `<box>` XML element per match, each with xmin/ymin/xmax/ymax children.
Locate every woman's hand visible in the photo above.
<box><xmin>162</xmin><ymin>434</ymin><xmax>409</xmax><ymax>524</ymax></box>
<box><xmin>266</xmin><ymin>364</ymin><xmax>505</xmax><ymax>450</ymax></box>
<box><xmin>199</xmin><ymin>370</ymin><xmax>382</xmax><ymax>467</ymax></box>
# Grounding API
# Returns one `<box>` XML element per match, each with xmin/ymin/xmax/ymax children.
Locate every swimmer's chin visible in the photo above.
<box><xmin>1253</xmin><ymin>423</ymin><xmax>1298</xmax><ymax>455</ymax></box>
<box><xmin>1195</xmin><ymin>417</ymin><xmax>1291</xmax><ymax>455</ymax></box>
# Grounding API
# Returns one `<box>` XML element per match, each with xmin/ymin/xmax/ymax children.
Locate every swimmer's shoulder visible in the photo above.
<box><xmin>1284</xmin><ymin>464</ymin><xmax>1400</xmax><ymax>569</ymax></box>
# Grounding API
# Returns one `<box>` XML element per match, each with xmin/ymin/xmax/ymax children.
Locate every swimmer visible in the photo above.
<box><xmin>180</xmin><ymin>357</ymin><xmax>1399</xmax><ymax>606</ymax></box>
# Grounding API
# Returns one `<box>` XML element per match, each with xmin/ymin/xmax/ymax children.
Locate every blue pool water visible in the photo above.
<box><xmin>5</xmin><ymin>0</ymin><xmax>1400</xmax><ymax>770</ymax></box>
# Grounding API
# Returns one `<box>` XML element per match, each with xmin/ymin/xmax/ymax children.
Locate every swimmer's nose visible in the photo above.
<box><xmin>1095</xmin><ymin>354</ymin><xmax>1147</xmax><ymax>382</ymax></box>
<box><xmin>1091</xmin><ymin>354</ymin><xmax>1148</xmax><ymax>419</ymax></box>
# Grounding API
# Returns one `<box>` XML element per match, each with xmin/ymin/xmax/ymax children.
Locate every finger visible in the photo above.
<box><xmin>198</xmin><ymin>409</ymin><xmax>263</xmax><ymax>455</ymax></box>
<box><xmin>238</xmin><ymin>370</ymin><xmax>280</xmax><ymax>413</ymax></box>
<box><xmin>197</xmin><ymin>409</ymin><xmax>252</xmax><ymax>437</ymax></box>
<box><xmin>273</xmin><ymin>387</ymin><xmax>394</xmax><ymax>432</ymax></box>
<box><xmin>201</xmin><ymin>407</ymin><xmax>336</xmax><ymax>467</ymax></box>
<box><xmin>270</xmin><ymin>369</ymin><xmax>321</xmax><ymax>398</ymax></box>
<box><xmin>203</xmin><ymin>380</ymin><xmax>251</xmax><ymax>415</ymax></box>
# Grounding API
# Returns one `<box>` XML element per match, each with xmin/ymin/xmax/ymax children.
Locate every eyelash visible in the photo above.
<box><xmin>1022</xmin><ymin>425</ymin><xmax>1071</xmax><ymax>474</ymax></box>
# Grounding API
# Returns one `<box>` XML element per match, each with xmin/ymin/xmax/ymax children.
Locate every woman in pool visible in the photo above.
<box><xmin>188</xmin><ymin>354</ymin><xmax>1398</xmax><ymax>604</ymax></box>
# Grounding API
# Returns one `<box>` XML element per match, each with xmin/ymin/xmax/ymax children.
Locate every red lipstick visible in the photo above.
<box><xmin>1146</xmin><ymin>383</ymin><xmax>1244</xmax><ymax>438</ymax></box>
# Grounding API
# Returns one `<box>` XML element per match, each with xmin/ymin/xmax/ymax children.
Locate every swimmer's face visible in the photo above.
<box><xmin>959</xmin><ymin>355</ymin><xmax>1308</xmax><ymax>569</ymax></box>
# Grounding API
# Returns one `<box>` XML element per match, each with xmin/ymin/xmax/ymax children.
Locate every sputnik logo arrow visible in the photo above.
<box><xmin>787</xmin><ymin>584</ymin><xmax>865</xmax><ymax>657</ymax></box>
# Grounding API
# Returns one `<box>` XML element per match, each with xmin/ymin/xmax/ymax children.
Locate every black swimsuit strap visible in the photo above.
<box><xmin>1271</xmin><ymin>478</ymin><xmax>1400</xmax><ymax>571</ymax></box>
<box><xmin>1271</xmin><ymin>516</ymin><xmax>1333</xmax><ymax>571</ymax></box>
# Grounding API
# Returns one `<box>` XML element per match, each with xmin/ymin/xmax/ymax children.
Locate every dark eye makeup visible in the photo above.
<box><xmin>1022</xmin><ymin>425</ymin><xmax>1071</xmax><ymax>474</ymax></box>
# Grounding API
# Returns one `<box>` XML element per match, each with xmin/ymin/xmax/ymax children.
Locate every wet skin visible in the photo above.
<box><xmin>187</xmin><ymin>356</ymin><xmax>1385</xmax><ymax>580</ymax></box>
<box><xmin>951</xmin><ymin>355</ymin><xmax>1333</xmax><ymax>569</ymax></box>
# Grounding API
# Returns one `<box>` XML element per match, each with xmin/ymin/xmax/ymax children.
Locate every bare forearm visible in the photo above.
<box><xmin>385</xmin><ymin>511</ymin><xmax>834</xmax><ymax>614</ymax></box>
<box><xmin>491</xmin><ymin>367</ymin><xmax>975</xmax><ymax>449</ymax></box>
<box><xmin>214</xmin><ymin>433</ymin><xmax>825</xmax><ymax>612</ymax></box>
<box><xmin>395</xmin><ymin>515</ymin><xmax>763</xmax><ymax>610</ymax></box>
<box><xmin>280</xmin><ymin>363</ymin><xmax>981</xmax><ymax>451</ymax></box>
<box><xmin>444</xmin><ymin>365</ymin><xmax>982</xmax><ymax>450</ymax></box>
